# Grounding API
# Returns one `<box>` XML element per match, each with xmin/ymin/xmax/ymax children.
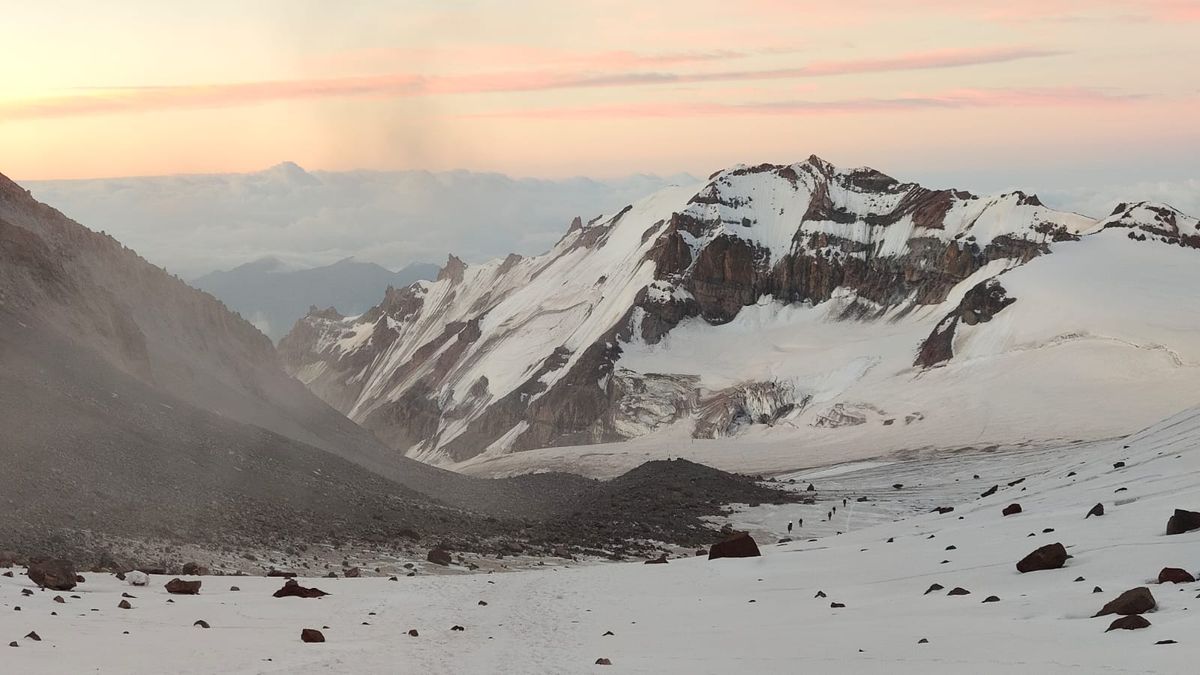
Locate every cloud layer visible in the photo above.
<box><xmin>25</xmin><ymin>164</ymin><xmax>691</xmax><ymax>279</ymax></box>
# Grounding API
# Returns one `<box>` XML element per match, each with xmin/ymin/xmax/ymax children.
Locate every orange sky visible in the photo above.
<box><xmin>3</xmin><ymin>0</ymin><xmax>1198</xmax><ymax>180</ymax></box>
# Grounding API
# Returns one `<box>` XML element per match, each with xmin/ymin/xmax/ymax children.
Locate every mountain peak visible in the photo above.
<box><xmin>259</xmin><ymin>161</ymin><xmax>319</xmax><ymax>186</ymax></box>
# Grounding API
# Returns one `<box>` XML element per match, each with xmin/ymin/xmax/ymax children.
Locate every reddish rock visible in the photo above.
<box><xmin>272</xmin><ymin>579</ymin><xmax>328</xmax><ymax>599</ymax></box>
<box><xmin>27</xmin><ymin>559</ymin><xmax>78</xmax><ymax>591</ymax></box>
<box><xmin>1016</xmin><ymin>543</ymin><xmax>1070</xmax><ymax>573</ymax></box>
<box><xmin>300</xmin><ymin>628</ymin><xmax>325</xmax><ymax>643</ymax></box>
<box><xmin>1002</xmin><ymin>503</ymin><xmax>1022</xmax><ymax>516</ymax></box>
<box><xmin>1158</xmin><ymin>568</ymin><xmax>1196</xmax><ymax>584</ymax></box>
<box><xmin>164</xmin><ymin>578</ymin><xmax>202</xmax><ymax>595</ymax></box>
<box><xmin>1106</xmin><ymin>615</ymin><xmax>1151</xmax><ymax>632</ymax></box>
<box><xmin>1095</xmin><ymin>587</ymin><xmax>1156</xmax><ymax>617</ymax></box>
<box><xmin>708</xmin><ymin>532</ymin><xmax>761</xmax><ymax>560</ymax></box>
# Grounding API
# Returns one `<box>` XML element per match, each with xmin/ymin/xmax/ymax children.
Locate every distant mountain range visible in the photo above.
<box><xmin>279</xmin><ymin>155</ymin><xmax>1200</xmax><ymax>474</ymax></box>
<box><xmin>193</xmin><ymin>257</ymin><xmax>440</xmax><ymax>340</ymax></box>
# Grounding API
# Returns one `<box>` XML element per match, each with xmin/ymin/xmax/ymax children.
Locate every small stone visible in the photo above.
<box><xmin>53</xmin><ymin>596</ymin><xmax>65</xmax><ymax>604</ymax></box>
<box><xmin>982</xmin><ymin>596</ymin><xmax>1000</xmax><ymax>603</ymax></box>
<box><xmin>194</xmin><ymin>620</ymin><xmax>210</xmax><ymax>628</ymax></box>
<box><xmin>24</xmin><ymin>631</ymin><xmax>40</xmax><ymax>641</ymax></box>
<box><xmin>830</xmin><ymin>602</ymin><xmax>845</xmax><ymax>608</ymax></box>
<box><xmin>300</xmin><ymin>628</ymin><xmax>325</xmax><ymax>643</ymax></box>
<box><xmin>1093</xmin><ymin>586</ymin><xmax>1104</xmax><ymax>593</ymax></box>
<box><xmin>118</xmin><ymin>600</ymin><xmax>132</xmax><ymax>609</ymax></box>
<box><xmin>1155</xmin><ymin>640</ymin><xmax>1178</xmax><ymax>645</ymax></box>
<box><xmin>452</xmin><ymin>625</ymin><xmax>465</xmax><ymax>632</ymax></box>
<box><xmin>1002</xmin><ymin>504</ymin><xmax>1022</xmax><ymax>516</ymax></box>
<box><xmin>918</xmin><ymin>638</ymin><xmax>928</xmax><ymax>644</ymax></box>
<box><xmin>603</xmin><ymin>630</ymin><xmax>614</xmax><ymax>636</ymax></box>
<box><xmin>408</xmin><ymin>629</ymin><xmax>419</xmax><ymax>637</ymax></box>
<box><xmin>1086</xmin><ymin>503</ymin><xmax>1104</xmax><ymax>518</ymax></box>
<box><xmin>924</xmin><ymin>583</ymin><xmax>944</xmax><ymax>595</ymax></box>
<box><xmin>229</xmin><ymin>586</ymin><xmax>240</xmax><ymax>592</ymax></box>
<box><xmin>478</xmin><ymin>600</ymin><xmax>488</xmax><ymax>606</ymax></box>
<box><xmin>815</xmin><ymin>591</ymin><xmax>826</xmax><ymax>598</ymax></box>
<box><xmin>947</xmin><ymin>587</ymin><xmax>971</xmax><ymax>596</ymax></box>
<box><xmin>596</xmin><ymin>658</ymin><xmax>612</xmax><ymax>665</ymax></box>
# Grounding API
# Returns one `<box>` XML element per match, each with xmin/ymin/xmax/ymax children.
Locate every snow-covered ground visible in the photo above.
<box><xmin>6</xmin><ymin>407</ymin><xmax>1200</xmax><ymax>673</ymax></box>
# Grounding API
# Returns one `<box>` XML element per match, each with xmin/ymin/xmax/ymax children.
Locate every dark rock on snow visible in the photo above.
<box><xmin>1094</xmin><ymin>587</ymin><xmax>1156</xmax><ymax>617</ymax></box>
<box><xmin>27</xmin><ymin>559</ymin><xmax>78</xmax><ymax>591</ymax></box>
<box><xmin>1158</xmin><ymin>568</ymin><xmax>1196</xmax><ymax>584</ymax></box>
<box><xmin>1002</xmin><ymin>503</ymin><xmax>1022</xmax><ymax>516</ymax></box>
<box><xmin>273</xmin><ymin>579</ymin><xmax>328</xmax><ymax>599</ymax></box>
<box><xmin>164</xmin><ymin>578</ymin><xmax>202</xmax><ymax>595</ymax></box>
<box><xmin>1166</xmin><ymin>509</ymin><xmax>1200</xmax><ymax>535</ymax></box>
<box><xmin>708</xmin><ymin>532</ymin><xmax>761</xmax><ymax>560</ymax></box>
<box><xmin>300</xmin><ymin>628</ymin><xmax>325</xmax><ymax>643</ymax></box>
<box><xmin>1106</xmin><ymin>615</ymin><xmax>1151</xmax><ymax>632</ymax></box>
<box><xmin>1016</xmin><ymin>543</ymin><xmax>1070</xmax><ymax>573</ymax></box>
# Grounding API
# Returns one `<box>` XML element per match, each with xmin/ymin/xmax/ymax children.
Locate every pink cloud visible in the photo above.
<box><xmin>0</xmin><ymin>46</ymin><xmax>1058</xmax><ymax>121</ymax></box>
<box><xmin>469</xmin><ymin>87</ymin><xmax>1154</xmax><ymax>120</ymax></box>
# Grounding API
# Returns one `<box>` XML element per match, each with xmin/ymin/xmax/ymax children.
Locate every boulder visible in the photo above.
<box><xmin>708</xmin><ymin>532</ymin><xmax>761</xmax><ymax>560</ymax></box>
<box><xmin>181</xmin><ymin>563</ymin><xmax>208</xmax><ymax>576</ymax></box>
<box><xmin>344</xmin><ymin>567</ymin><xmax>362</xmax><ymax>578</ymax></box>
<box><xmin>1086</xmin><ymin>503</ymin><xmax>1104</xmax><ymax>518</ymax></box>
<box><xmin>300</xmin><ymin>628</ymin><xmax>325</xmax><ymax>643</ymax></box>
<box><xmin>27</xmin><ymin>559</ymin><xmax>78</xmax><ymax>591</ymax></box>
<box><xmin>1166</xmin><ymin>509</ymin><xmax>1200</xmax><ymax>535</ymax></box>
<box><xmin>1158</xmin><ymin>567</ymin><xmax>1196</xmax><ymax>584</ymax></box>
<box><xmin>1016</xmin><ymin>543</ymin><xmax>1070</xmax><ymax>573</ymax></box>
<box><xmin>1094</xmin><ymin>587</ymin><xmax>1156</xmax><ymax>617</ymax></box>
<box><xmin>164</xmin><ymin>578</ymin><xmax>202</xmax><ymax>595</ymax></box>
<box><xmin>1106</xmin><ymin>615</ymin><xmax>1151</xmax><ymax>632</ymax></box>
<box><xmin>126</xmin><ymin>571</ymin><xmax>149</xmax><ymax>586</ymax></box>
<box><xmin>273</xmin><ymin>579</ymin><xmax>328</xmax><ymax>598</ymax></box>
<box><xmin>1002</xmin><ymin>503</ymin><xmax>1022</xmax><ymax>516</ymax></box>
<box><xmin>427</xmin><ymin>548</ymin><xmax>452</xmax><ymax>567</ymax></box>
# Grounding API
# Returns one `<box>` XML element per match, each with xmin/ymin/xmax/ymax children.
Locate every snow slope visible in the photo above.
<box><xmin>6</xmin><ymin>407</ymin><xmax>1200</xmax><ymax>673</ymax></box>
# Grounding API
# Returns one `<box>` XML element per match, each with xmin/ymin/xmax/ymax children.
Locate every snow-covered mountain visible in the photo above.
<box><xmin>193</xmin><ymin>256</ymin><xmax>439</xmax><ymax>340</ymax></box>
<box><xmin>279</xmin><ymin>156</ymin><xmax>1200</xmax><ymax>471</ymax></box>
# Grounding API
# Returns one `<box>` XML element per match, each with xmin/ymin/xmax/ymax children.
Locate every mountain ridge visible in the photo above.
<box><xmin>280</xmin><ymin>155</ymin><xmax>1200</xmax><ymax>472</ymax></box>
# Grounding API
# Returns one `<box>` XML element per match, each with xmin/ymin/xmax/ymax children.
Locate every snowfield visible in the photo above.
<box><xmin>6</xmin><ymin>407</ymin><xmax>1200</xmax><ymax>673</ymax></box>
